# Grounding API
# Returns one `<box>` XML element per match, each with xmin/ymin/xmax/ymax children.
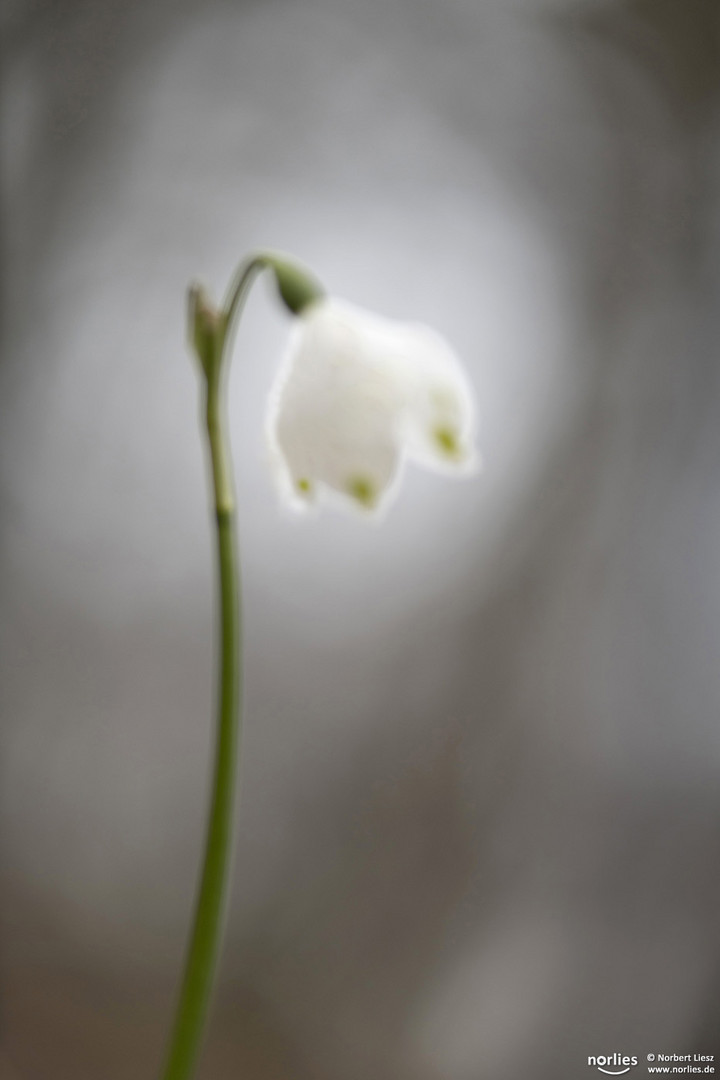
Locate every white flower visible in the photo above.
<box><xmin>266</xmin><ymin>297</ymin><xmax>478</xmax><ymax>514</ymax></box>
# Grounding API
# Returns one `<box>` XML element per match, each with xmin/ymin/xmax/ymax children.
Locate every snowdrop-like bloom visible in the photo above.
<box><xmin>266</xmin><ymin>297</ymin><xmax>478</xmax><ymax>514</ymax></box>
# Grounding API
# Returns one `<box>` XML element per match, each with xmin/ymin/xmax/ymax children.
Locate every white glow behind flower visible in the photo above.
<box><xmin>266</xmin><ymin>298</ymin><xmax>478</xmax><ymax>514</ymax></box>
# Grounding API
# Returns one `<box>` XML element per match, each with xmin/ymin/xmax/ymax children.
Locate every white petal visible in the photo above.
<box><xmin>386</xmin><ymin>323</ymin><xmax>478</xmax><ymax>473</ymax></box>
<box><xmin>266</xmin><ymin>299</ymin><xmax>405</xmax><ymax>512</ymax></box>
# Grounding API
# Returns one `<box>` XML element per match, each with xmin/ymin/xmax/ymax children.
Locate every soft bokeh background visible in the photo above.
<box><xmin>2</xmin><ymin>0</ymin><xmax>720</xmax><ymax>1076</ymax></box>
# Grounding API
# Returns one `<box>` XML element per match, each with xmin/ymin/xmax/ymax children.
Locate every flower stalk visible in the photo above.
<box><xmin>160</xmin><ymin>251</ymin><xmax>324</xmax><ymax>1080</ymax></box>
<box><xmin>160</xmin><ymin>300</ymin><xmax>240</xmax><ymax>1080</ymax></box>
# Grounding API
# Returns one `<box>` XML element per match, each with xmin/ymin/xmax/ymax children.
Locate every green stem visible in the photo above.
<box><xmin>160</xmin><ymin>363</ymin><xmax>241</xmax><ymax>1080</ymax></box>
<box><xmin>222</xmin><ymin>254</ymin><xmax>267</xmax><ymax>340</ymax></box>
<box><xmin>160</xmin><ymin>247</ymin><xmax>321</xmax><ymax>1080</ymax></box>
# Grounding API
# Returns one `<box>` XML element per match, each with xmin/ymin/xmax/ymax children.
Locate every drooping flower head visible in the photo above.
<box><xmin>266</xmin><ymin>295</ymin><xmax>478</xmax><ymax>515</ymax></box>
<box><xmin>189</xmin><ymin>253</ymin><xmax>478</xmax><ymax>516</ymax></box>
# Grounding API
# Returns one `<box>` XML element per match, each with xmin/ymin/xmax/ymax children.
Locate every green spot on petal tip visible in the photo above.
<box><xmin>347</xmin><ymin>476</ymin><xmax>377</xmax><ymax>508</ymax></box>
<box><xmin>433</xmin><ymin>425</ymin><xmax>461</xmax><ymax>458</ymax></box>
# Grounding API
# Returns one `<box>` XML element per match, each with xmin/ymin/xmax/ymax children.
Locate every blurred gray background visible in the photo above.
<box><xmin>2</xmin><ymin>0</ymin><xmax>720</xmax><ymax>1077</ymax></box>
